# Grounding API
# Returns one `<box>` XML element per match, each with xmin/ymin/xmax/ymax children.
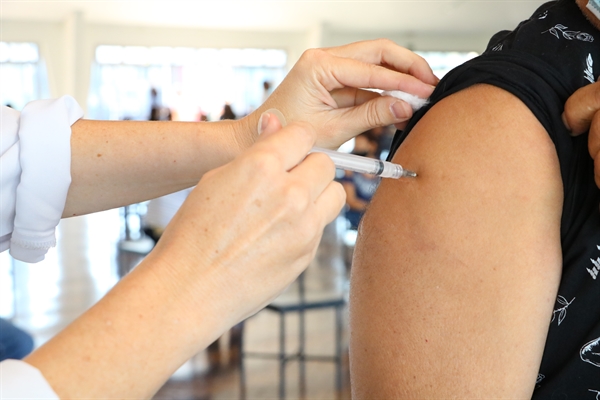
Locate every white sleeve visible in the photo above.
<box><xmin>0</xmin><ymin>96</ymin><xmax>83</xmax><ymax>263</ymax></box>
<box><xmin>0</xmin><ymin>106</ymin><xmax>22</xmax><ymax>254</ymax></box>
<box><xmin>0</xmin><ymin>360</ymin><xmax>59</xmax><ymax>399</ymax></box>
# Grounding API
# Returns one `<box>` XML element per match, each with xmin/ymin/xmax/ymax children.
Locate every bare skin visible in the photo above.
<box><xmin>63</xmin><ymin>39</ymin><xmax>437</xmax><ymax>218</ymax></box>
<box><xmin>350</xmin><ymin>85</ymin><xmax>563</xmax><ymax>398</ymax></box>
<box><xmin>9</xmin><ymin>40</ymin><xmax>438</xmax><ymax>398</ymax></box>
<box><xmin>350</xmin><ymin>5</ymin><xmax>600</xmax><ymax>397</ymax></box>
<box><xmin>26</xmin><ymin>117</ymin><xmax>346</xmax><ymax>399</ymax></box>
<box><xmin>564</xmin><ymin>82</ymin><xmax>600</xmax><ymax>188</ymax></box>
<box><xmin>565</xmin><ymin>1</ymin><xmax>600</xmax><ymax>188</ymax></box>
<box><xmin>65</xmin><ymin>118</ymin><xmax>246</xmax><ymax>217</ymax></box>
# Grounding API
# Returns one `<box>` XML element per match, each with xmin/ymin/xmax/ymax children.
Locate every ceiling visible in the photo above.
<box><xmin>2</xmin><ymin>1</ymin><xmax>545</xmax><ymax>34</ymax></box>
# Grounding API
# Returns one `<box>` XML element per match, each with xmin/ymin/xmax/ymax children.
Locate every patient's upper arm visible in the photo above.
<box><xmin>349</xmin><ymin>84</ymin><xmax>563</xmax><ymax>398</ymax></box>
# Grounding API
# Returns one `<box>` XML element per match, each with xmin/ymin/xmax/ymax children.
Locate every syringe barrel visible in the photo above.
<box><xmin>310</xmin><ymin>147</ymin><xmax>404</xmax><ymax>179</ymax></box>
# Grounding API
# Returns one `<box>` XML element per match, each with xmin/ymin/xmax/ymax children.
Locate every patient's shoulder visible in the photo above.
<box><xmin>349</xmin><ymin>83</ymin><xmax>563</xmax><ymax>398</ymax></box>
<box><xmin>361</xmin><ymin>83</ymin><xmax>563</xmax><ymax>245</ymax></box>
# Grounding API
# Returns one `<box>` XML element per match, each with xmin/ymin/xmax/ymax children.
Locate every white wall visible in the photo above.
<box><xmin>324</xmin><ymin>29</ymin><xmax>494</xmax><ymax>53</ymax></box>
<box><xmin>2</xmin><ymin>15</ymin><xmax>492</xmax><ymax>115</ymax></box>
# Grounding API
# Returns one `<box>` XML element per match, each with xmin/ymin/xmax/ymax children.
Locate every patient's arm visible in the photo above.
<box><xmin>349</xmin><ymin>84</ymin><xmax>564</xmax><ymax>398</ymax></box>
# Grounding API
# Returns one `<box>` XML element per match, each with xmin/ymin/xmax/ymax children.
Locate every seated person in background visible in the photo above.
<box><xmin>350</xmin><ymin>0</ymin><xmax>600</xmax><ymax>398</ymax></box>
<box><xmin>341</xmin><ymin>133</ymin><xmax>380</xmax><ymax>230</ymax></box>
<box><xmin>0</xmin><ymin>318</ymin><xmax>34</xmax><ymax>362</ymax></box>
<box><xmin>366</xmin><ymin>125</ymin><xmax>395</xmax><ymax>160</ymax></box>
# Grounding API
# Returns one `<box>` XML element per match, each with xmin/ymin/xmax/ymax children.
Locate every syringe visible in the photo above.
<box><xmin>310</xmin><ymin>147</ymin><xmax>416</xmax><ymax>179</ymax></box>
<box><xmin>257</xmin><ymin>108</ymin><xmax>417</xmax><ymax>179</ymax></box>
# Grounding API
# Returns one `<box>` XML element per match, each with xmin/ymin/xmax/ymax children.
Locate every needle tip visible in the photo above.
<box><xmin>403</xmin><ymin>170</ymin><xmax>417</xmax><ymax>178</ymax></box>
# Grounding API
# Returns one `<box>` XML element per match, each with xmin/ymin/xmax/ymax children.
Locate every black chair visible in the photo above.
<box><xmin>116</xmin><ymin>204</ymin><xmax>154</xmax><ymax>277</ymax></box>
<box><xmin>239</xmin><ymin>272</ymin><xmax>346</xmax><ymax>399</ymax></box>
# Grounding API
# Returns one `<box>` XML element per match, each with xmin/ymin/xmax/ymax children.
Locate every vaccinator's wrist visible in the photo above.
<box><xmin>135</xmin><ymin>247</ymin><xmax>235</xmax><ymax>349</ymax></box>
<box><xmin>235</xmin><ymin>112</ymin><xmax>260</xmax><ymax>151</ymax></box>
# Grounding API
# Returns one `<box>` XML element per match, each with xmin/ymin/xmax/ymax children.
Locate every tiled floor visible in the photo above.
<box><xmin>1</xmin><ymin>208</ymin><xmax>353</xmax><ymax>399</ymax></box>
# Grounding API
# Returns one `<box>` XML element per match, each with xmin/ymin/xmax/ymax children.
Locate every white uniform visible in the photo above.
<box><xmin>0</xmin><ymin>96</ymin><xmax>83</xmax><ymax>398</ymax></box>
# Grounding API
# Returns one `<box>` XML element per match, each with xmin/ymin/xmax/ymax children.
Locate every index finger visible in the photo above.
<box><xmin>563</xmin><ymin>81</ymin><xmax>600</xmax><ymax>135</ymax></box>
<box><xmin>321</xmin><ymin>55</ymin><xmax>435</xmax><ymax>99</ymax></box>
<box><xmin>325</xmin><ymin>39</ymin><xmax>439</xmax><ymax>87</ymax></box>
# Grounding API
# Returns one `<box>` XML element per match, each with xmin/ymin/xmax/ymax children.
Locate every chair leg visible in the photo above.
<box><xmin>239</xmin><ymin>326</ymin><xmax>246</xmax><ymax>400</ymax></box>
<box><xmin>279</xmin><ymin>312</ymin><xmax>286</xmax><ymax>400</ymax></box>
<box><xmin>335</xmin><ymin>305</ymin><xmax>343</xmax><ymax>397</ymax></box>
<box><xmin>299</xmin><ymin>307</ymin><xmax>306</xmax><ymax>399</ymax></box>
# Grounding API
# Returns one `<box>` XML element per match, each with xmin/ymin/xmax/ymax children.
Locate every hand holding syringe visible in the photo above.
<box><xmin>259</xmin><ymin>103</ymin><xmax>421</xmax><ymax>180</ymax></box>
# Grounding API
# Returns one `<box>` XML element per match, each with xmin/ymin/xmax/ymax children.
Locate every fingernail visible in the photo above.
<box><xmin>264</xmin><ymin>108</ymin><xmax>287</xmax><ymax>127</ymax></box>
<box><xmin>561</xmin><ymin>113</ymin><xmax>574</xmax><ymax>135</ymax></box>
<box><xmin>257</xmin><ymin>112</ymin><xmax>271</xmax><ymax>135</ymax></box>
<box><xmin>391</xmin><ymin>101</ymin><xmax>412</xmax><ymax>121</ymax></box>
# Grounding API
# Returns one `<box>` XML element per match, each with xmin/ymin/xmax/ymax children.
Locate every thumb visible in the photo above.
<box><xmin>563</xmin><ymin>82</ymin><xmax>600</xmax><ymax>136</ymax></box>
<box><xmin>338</xmin><ymin>95</ymin><xmax>413</xmax><ymax>140</ymax></box>
<box><xmin>257</xmin><ymin>108</ymin><xmax>286</xmax><ymax>140</ymax></box>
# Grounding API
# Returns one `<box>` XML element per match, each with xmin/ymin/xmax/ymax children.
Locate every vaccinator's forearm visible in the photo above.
<box><xmin>63</xmin><ymin>117</ymin><xmax>254</xmax><ymax>217</ymax></box>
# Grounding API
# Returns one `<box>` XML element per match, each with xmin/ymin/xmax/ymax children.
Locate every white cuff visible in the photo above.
<box><xmin>0</xmin><ymin>360</ymin><xmax>59</xmax><ymax>399</ymax></box>
<box><xmin>10</xmin><ymin>96</ymin><xmax>83</xmax><ymax>263</ymax></box>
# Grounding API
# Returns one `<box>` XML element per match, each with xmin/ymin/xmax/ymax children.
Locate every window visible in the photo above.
<box><xmin>416</xmin><ymin>51</ymin><xmax>479</xmax><ymax>78</ymax></box>
<box><xmin>0</xmin><ymin>42</ymin><xmax>50</xmax><ymax>110</ymax></box>
<box><xmin>88</xmin><ymin>45</ymin><xmax>288</xmax><ymax>121</ymax></box>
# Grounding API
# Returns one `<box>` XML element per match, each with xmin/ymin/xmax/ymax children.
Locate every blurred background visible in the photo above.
<box><xmin>1</xmin><ymin>1</ymin><xmax>543</xmax><ymax>399</ymax></box>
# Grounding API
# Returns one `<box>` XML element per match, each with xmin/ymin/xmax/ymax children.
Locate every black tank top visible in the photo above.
<box><xmin>388</xmin><ymin>1</ymin><xmax>600</xmax><ymax>397</ymax></box>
